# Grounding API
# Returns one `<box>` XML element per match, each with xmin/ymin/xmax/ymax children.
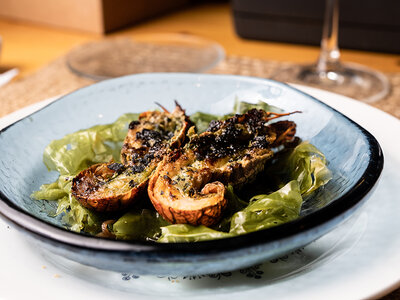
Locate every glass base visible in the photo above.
<box><xmin>66</xmin><ymin>33</ymin><xmax>225</xmax><ymax>81</ymax></box>
<box><xmin>272</xmin><ymin>62</ymin><xmax>390</xmax><ymax>103</ymax></box>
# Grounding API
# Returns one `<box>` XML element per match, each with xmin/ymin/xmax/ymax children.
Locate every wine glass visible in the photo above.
<box><xmin>272</xmin><ymin>0</ymin><xmax>390</xmax><ymax>103</ymax></box>
<box><xmin>66</xmin><ymin>33</ymin><xmax>225</xmax><ymax>81</ymax></box>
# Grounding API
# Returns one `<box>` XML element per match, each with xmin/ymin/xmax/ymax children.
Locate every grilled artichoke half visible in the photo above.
<box><xmin>71</xmin><ymin>104</ymin><xmax>190</xmax><ymax>212</ymax></box>
<box><xmin>148</xmin><ymin>109</ymin><xmax>297</xmax><ymax>227</ymax></box>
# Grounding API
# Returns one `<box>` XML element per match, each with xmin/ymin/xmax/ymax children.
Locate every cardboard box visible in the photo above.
<box><xmin>232</xmin><ymin>0</ymin><xmax>400</xmax><ymax>53</ymax></box>
<box><xmin>0</xmin><ymin>0</ymin><xmax>190</xmax><ymax>34</ymax></box>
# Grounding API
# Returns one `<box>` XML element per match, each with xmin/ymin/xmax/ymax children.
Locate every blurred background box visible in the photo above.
<box><xmin>0</xmin><ymin>0</ymin><xmax>189</xmax><ymax>34</ymax></box>
<box><xmin>232</xmin><ymin>0</ymin><xmax>400</xmax><ymax>53</ymax></box>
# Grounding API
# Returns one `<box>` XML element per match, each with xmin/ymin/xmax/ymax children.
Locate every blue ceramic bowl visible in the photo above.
<box><xmin>0</xmin><ymin>74</ymin><xmax>383</xmax><ymax>276</ymax></box>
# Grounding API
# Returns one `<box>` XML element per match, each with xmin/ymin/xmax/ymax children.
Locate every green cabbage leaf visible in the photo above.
<box><xmin>32</xmin><ymin>113</ymin><xmax>138</xmax><ymax>233</ymax></box>
<box><xmin>43</xmin><ymin>113</ymin><xmax>138</xmax><ymax>175</ymax></box>
<box><xmin>113</xmin><ymin>209</ymin><xmax>169</xmax><ymax>241</ymax></box>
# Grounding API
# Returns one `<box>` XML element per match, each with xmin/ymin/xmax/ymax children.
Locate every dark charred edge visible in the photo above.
<box><xmin>128</xmin><ymin>120</ymin><xmax>140</xmax><ymax>130</ymax></box>
<box><xmin>168</xmin><ymin>206</ymin><xmax>177</xmax><ymax>224</ymax></box>
<box><xmin>154</xmin><ymin>102</ymin><xmax>170</xmax><ymax>113</ymax></box>
<box><xmin>107</xmin><ymin>163</ymin><xmax>125</xmax><ymax>173</ymax></box>
<box><xmin>268</xmin><ymin>121</ymin><xmax>297</xmax><ymax>147</ymax></box>
<box><xmin>174</xmin><ymin>100</ymin><xmax>184</xmax><ymax>112</ymax></box>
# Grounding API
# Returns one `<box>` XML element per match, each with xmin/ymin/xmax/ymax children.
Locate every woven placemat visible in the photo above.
<box><xmin>0</xmin><ymin>55</ymin><xmax>400</xmax><ymax>119</ymax></box>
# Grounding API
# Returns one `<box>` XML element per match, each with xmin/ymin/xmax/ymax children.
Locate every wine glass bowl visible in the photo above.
<box><xmin>272</xmin><ymin>0</ymin><xmax>390</xmax><ymax>103</ymax></box>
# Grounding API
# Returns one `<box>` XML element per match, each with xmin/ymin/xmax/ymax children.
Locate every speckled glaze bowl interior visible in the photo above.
<box><xmin>0</xmin><ymin>73</ymin><xmax>383</xmax><ymax>276</ymax></box>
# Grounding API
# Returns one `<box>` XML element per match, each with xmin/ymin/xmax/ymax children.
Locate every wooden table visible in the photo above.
<box><xmin>0</xmin><ymin>2</ymin><xmax>399</xmax><ymax>299</ymax></box>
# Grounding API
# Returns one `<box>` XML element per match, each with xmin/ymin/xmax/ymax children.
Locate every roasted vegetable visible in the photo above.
<box><xmin>148</xmin><ymin>109</ymin><xmax>298</xmax><ymax>226</ymax></box>
<box><xmin>71</xmin><ymin>104</ymin><xmax>190</xmax><ymax>212</ymax></box>
<box><xmin>120</xmin><ymin>104</ymin><xmax>189</xmax><ymax>167</ymax></box>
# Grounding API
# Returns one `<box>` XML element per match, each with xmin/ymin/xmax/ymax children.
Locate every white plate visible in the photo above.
<box><xmin>1</xmin><ymin>85</ymin><xmax>399</xmax><ymax>300</ymax></box>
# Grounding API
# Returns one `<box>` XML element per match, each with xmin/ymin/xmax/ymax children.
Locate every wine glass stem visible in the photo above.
<box><xmin>317</xmin><ymin>0</ymin><xmax>341</xmax><ymax>73</ymax></box>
